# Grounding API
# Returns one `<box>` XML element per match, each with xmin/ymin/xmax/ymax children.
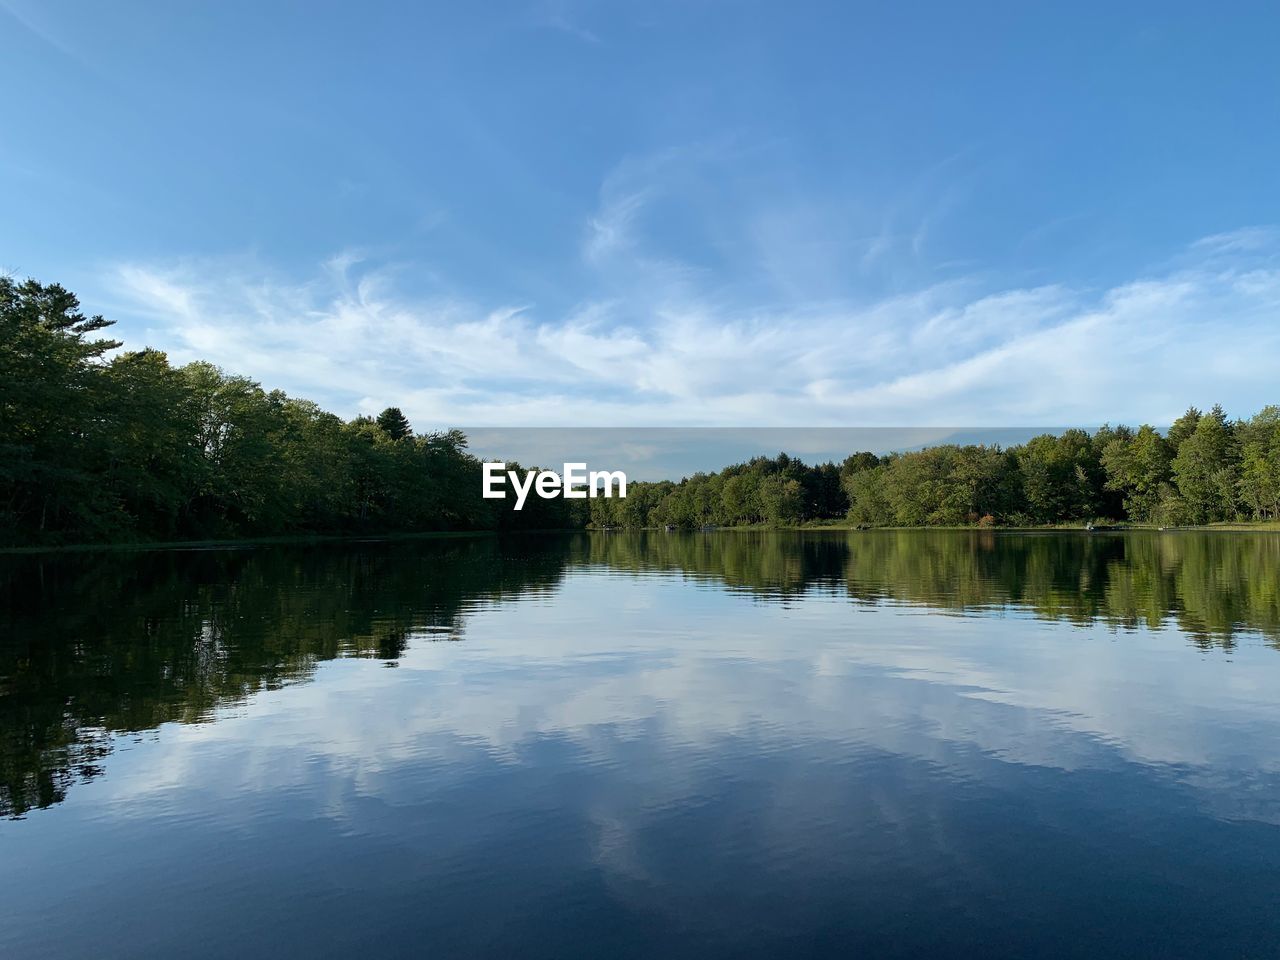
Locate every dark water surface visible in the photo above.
<box><xmin>2</xmin><ymin>531</ymin><xmax>1279</xmax><ymax>958</ymax></box>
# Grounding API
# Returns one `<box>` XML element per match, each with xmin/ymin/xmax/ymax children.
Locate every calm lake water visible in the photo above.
<box><xmin>2</xmin><ymin>530</ymin><xmax>1279</xmax><ymax>958</ymax></box>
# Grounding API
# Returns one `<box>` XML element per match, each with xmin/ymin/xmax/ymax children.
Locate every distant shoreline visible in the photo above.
<box><xmin>7</xmin><ymin>521</ymin><xmax>1279</xmax><ymax>556</ymax></box>
<box><xmin>785</xmin><ymin>520</ymin><xmax>1280</xmax><ymax>533</ymax></box>
<box><xmin>0</xmin><ymin>529</ymin><xmax>502</xmax><ymax>557</ymax></box>
<box><xmin>595</xmin><ymin>521</ymin><xmax>1280</xmax><ymax>534</ymax></box>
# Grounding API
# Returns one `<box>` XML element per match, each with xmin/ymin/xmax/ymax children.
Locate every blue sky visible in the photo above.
<box><xmin>3</xmin><ymin>0</ymin><xmax>1279</xmax><ymax>428</ymax></box>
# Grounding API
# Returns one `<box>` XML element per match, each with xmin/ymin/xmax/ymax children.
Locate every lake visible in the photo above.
<box><xmin>2</xmin><ymin>530</ymin><xmax>1279</xmax><ymax>958</ymax></box>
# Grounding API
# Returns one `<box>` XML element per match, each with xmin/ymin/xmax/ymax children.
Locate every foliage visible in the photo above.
<box><xmin>1171</xmin><ymin>405</ymin><xmax>1240</xmax><ymax>524</ymax></box>
<box><xmin>375</xmin><ymin>406</ymin><xmax>412</xmax><ymax>441</ymax></box>
<box><xmin>5</xmin><ymin>276</ymin><xmax>1278</xmax><ymax>541</ymax></box>
<box><xmin>600</xmin><ymin>413</ymin><xmax>1276</xmax><ymax>529</ymax></box>
<box><xmin>0</xmin><ymin>280</ymin><xmax>579</xmax><ymax>545</ymax></box>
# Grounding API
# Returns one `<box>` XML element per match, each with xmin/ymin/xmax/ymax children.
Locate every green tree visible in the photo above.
<box><xmin>1101</xmin><ymin>425</ymin><xmax>1172</xmax><ymax>523</ymax></box>
<box><xmin>0</xmin><ymin>278</ymin><xmax>122</xmax><ymax>540</ymax></box>
<box><xmin>99</xmin><ymin>349</ymin><xmax>203</xmax><ymax>537</ymax></box>
<box><xmin>1167</xmin><ymin>407</ymin><xmax>1202</xmax><ymax>454</ymax></box>
<box><xmin>1172</xmin><ymin>405</ymin><xmax>1240</xmax><ymax>523</ymax></box>
<box><xmin>759</xmin><ymin>475</ymin><xmax>804</xmax><ymax>526</ymax></box>
<box><xmin>179</xmin><ymin>363</ymin><xmax>292</xmax><ymax>535</ymax></box>
<box><xmin>1237</xmin><ymin>406</ymin><xmax>1280</xmax><ymax>520</ymax></box>
<box><xmin>1017</xmin><ymin>430</ymin><xmax>1103</xmax><ymax>523</ymax></box>
<box><xmin>844</xmin><ymin>463</ymin><xmax>893</xmax><ymax>525</ymax></box>
<box><xmin>376</xmin><ymin>406</ymin><xmax>412</xmax><ymax>441</ymax></box>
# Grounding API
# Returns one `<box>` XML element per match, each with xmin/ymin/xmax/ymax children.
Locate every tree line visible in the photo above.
<box><xmin>590</xmin><ymin>413</ymin><xmax>1280</xmax><ymax>529</ymax></box>
<box><xmin>6</xmin><ymin>277</ymin><xmax>1278</xmax><ymax>544</ymax></box>
<box><xmin>1</xmin><ymin>278</ymin><xmax>584</xmax><ymax>545</ymax></box>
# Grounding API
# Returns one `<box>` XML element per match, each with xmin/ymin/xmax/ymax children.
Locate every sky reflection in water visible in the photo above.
<box><xmin>1</xmin><ymin>531</ymin><xmax>1278</xmax><ymax>959</ymax></box>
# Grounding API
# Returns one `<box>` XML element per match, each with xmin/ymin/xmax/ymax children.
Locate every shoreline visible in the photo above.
<box><xmin>6</xmin><ymin>521</ymin><xmax>1280</xmax><ymax>555</ymax></box>
<box><xmin>0</xmin><ymin>529</ymin><xmax>501</xmax><ymax>557</ymax></box>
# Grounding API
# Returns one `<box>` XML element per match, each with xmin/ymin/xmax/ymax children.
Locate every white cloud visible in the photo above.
<box><xmin>1191</xmin><ymin>226</ymin><xmax>1277</xmax><ymax>255</ymax></box>
<box><xmin>533</xmin><ymin>0</ymin><xmax>601</xmax><ymax>44</ymax></box>
<box><xmin>584</xmin><ymin>190</ymin><xmax>649</xmax><ymax>262</ymax></box>
<box><xmin>106</xmin><ymin>231</ymin><xmax>1280</xmax><ymax>430</ymax></box>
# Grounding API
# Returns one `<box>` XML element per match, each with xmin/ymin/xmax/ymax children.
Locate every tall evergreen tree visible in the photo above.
<box><xmin>376</xmin><ymin>406</ymin><xmax>412</xmax><ymax>441</ymax></box>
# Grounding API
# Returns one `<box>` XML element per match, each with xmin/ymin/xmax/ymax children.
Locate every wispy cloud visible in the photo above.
<box><xmin>532</xmin><ymin>0</ymin><xmax>601</xmax><ymax>43</ymax></box>
<box><xmin>1191</xmin><ymin>226</ymin><xmax>1277</xmax><ymax>255</ymax></box>
<box><xmin>584</xmin><ymin>190</ymin><xmax>649</xmax><ymax>262</ymax></box>
<box><xmin>106</xmin><ymin>231</ymin><xmax>1280</xmax><ymax>430</ymax></box>
<box><xmin>0</xmin><ymin>0</ymin><xmax>88</xmax><ymax>64</ymax></box>
<box><xmin>0</xmin><ymin>0</ymin><xmax>73</xmax><ymax>57</ymax></box>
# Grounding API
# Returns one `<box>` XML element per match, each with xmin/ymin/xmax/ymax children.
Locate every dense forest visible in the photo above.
<box><xmin>1</xmin><ymin>278</ymin><xmax>584</xmax><ymax>546</ymax></box>
<box><xmin>4</xmin><ymin>277</ymin><xmax>1279</xmax><ymax>545</ymax></box>
<box><xmin>593</xmin><ymin>410</ymin><xmax>1280</xmax><ymax>529</ymax></box>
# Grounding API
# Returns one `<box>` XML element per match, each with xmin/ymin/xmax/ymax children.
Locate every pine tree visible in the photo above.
<box><xmin>376</xmin><ymin>407</ymin><xmax>412</xmax><ymax>441</ymax></box>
